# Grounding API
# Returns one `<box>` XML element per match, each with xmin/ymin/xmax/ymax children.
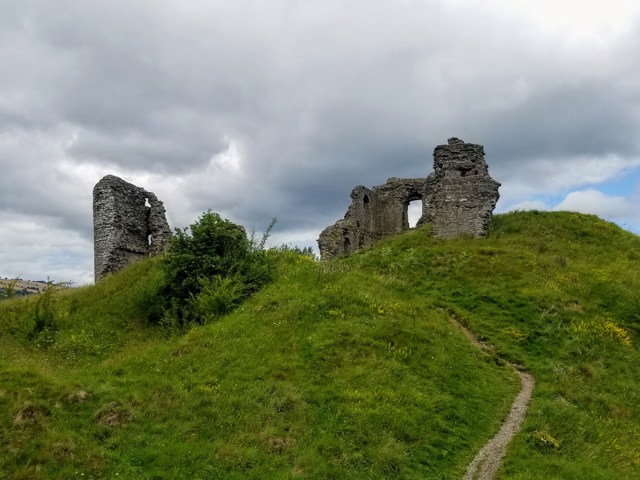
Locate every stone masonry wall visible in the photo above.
<box><xmin>93</xmin><ymin>175</ymin><xmax>172</xmax><ymax>281</ymax></box>
<box><xmin>318</xmin><ymin>138</ymin><xmax>500</xmax><ymax>259</ymax></box>
<box><xmin>420</xmin><ymin>138</ymin><xmax>500</xmax><ymax>238</ymax></box>
<box><xmin>318</xmin><ymin>178</ymin><xmax>425</xmax><ymax>259</ymax></box>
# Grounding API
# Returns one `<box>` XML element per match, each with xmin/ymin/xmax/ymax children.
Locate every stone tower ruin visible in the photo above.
<box><xmin>421</xmin><ymin>137</ymin><xmax>501</xmax><ymax>238</ymax></box>
<box><xmin>318</xmin><ymin>138</ymin><xmax>500</xmax><ymax>259</ymax></box>
<box><xmin>93</xmin><ymin>175</ymin><xmax>172</xmax><ymax>281</ymax></box>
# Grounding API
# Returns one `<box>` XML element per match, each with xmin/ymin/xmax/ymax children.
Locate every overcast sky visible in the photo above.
<box><xmin>2</xmin><ymin>0</ymin><xmax>640</xmax><ymax>285</ymax></box>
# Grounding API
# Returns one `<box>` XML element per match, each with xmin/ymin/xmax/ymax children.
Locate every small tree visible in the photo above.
<box><xmin>161</xmin><ymin>211</ymin><xmax>274</xmax><ymax>324</ymax></box>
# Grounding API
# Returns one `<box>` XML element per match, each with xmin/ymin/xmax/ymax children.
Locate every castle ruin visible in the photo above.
<box><xmin>317</xmin><ymin>178</ymin><xmax>425</xmax><ymax>259</ymax></box>
<box><xmin>93</xmin><ymin>175</ymin><xmax>172</xmax><ymax>281</ymax></box>
<box><xmin>318</xmin><ymin>138</ymin><xmax>500</xmax><ymax>259</ymax></box>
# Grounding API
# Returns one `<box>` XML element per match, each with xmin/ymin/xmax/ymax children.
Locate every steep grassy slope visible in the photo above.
<box><xmin>1</xmin><ymin>211</ymin><xmax>639</xmax><ymax>479</ymax></box>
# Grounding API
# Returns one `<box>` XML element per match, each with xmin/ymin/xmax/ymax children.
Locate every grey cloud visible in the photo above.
<box><xmin>65</xmin><ymin>121</ymin><xmax>229</xmax><ymax>174</ymax></box>
<box><xmin>2</xmin><ymin>0</ymin><xmax>640</xmax><ymax>281</ymax></box>
<box><xmin>483</xmin><ymin>82</ymin><xmax>640</xmax><ymax>162</ymax></box>
<box><xmin>0</xmin><ymin>130</ymin><xmax>88</xmax><ymax>232</ymax></box>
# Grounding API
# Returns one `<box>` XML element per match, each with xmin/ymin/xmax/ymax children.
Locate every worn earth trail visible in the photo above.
<box><xmin>449</xmin><ymin>316</ymin><xmax>535</xmax><ymax>480</ymax></box>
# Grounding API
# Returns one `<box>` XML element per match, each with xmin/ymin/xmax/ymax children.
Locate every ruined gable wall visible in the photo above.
<box><xmin>93</xmin><ymin>175</ymin><xmax>171</xmax><ymax>281</ymax></box>
<box><xmin>372</xmin><ymin>178</ymin><xmax>425</xmax><ymax>236</ymax></box>
<box><xmin>317</xmin><ymin>186</ymin><xmax>375</xmax><ymax>259</ymax></box>
<box><xmin>420</xmin><ymin>138</ymin><xmax>500</xmax><ymax>238</ymax></box>
<box><xmin>318</xmin><ymin>178</ymin><xmax>425</xmax><ymax>259</ymax></box>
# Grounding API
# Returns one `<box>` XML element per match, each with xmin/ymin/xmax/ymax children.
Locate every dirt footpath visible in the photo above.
<box><xmin>449</xmin><ymin>315</ymin><xmax>535</xmax><ymax>480</ymax></box>
<box><xmin>463</xmin><ymin>370</ymin><xmax>535</xmax><ymax>480</ymax></box>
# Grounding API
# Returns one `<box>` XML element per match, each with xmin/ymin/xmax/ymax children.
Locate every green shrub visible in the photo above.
<box><xmin>161</xmin><ymin>211</ymin><xmax>275</xmax><ymax>324</ymax></box>
<box><xmin>188</xmin><ymin>275</ymin><xmax>245</xmax><ymax>321</ymax></box>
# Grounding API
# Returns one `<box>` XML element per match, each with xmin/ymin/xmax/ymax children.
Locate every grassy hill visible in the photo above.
<box><xmin>1</xmin><ymin>211</ymin><xmax>639</xmax><ymax>479</ymax></box>
<box><xmin>0</xmin><ymin>279</ymin><xmax>52</xmax><ymax>298</ymax></box>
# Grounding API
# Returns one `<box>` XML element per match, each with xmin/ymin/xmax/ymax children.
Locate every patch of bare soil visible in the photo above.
<box><xmin>13</xmin><ymin>403</ymin><xmax>50</xmax><ymax>427</ymax></box>
<box><xmin>265</xmin><ymin>436</ymin><xmax>295</xmax><ymax>454</ymax></box>
<box><xmin>95</xmin><ymin>401</ymin><xmax>132</xmax><ymax>427</ymax></box>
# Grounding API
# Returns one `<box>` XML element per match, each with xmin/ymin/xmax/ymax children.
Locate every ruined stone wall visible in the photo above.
<box><xmin>373</xmin><ymin>178</ymin><xmax>425</xmax><ymax>236</ymax></box>
<box><xmin>93</xmin><ymin>175</ymin><xmax>172</xmax><ymax>281</ymax></box>
<box><xmin>420</xmin><ymin>138</ymin><xmax>500</xmax><ymax>238</ymax></box>
<box><xmin>318</xmin><ymin>137</ymin><xmax>500</xmax><ymax>259</ymax></box>
<box><xmin>318</xmin><ymin>178</ymin><xmax>425</xmax><ymax>259</ymax></box>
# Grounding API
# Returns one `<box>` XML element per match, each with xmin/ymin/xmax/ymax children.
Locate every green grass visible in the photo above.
<box><xmin>1</xmin><ymin>211</ymin><xmax>639</xmax><ymax>479</ymax></box>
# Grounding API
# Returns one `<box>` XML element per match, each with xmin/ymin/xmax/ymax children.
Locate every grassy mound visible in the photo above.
<box><xmin>1</xmin><ymin>211</ymin><xmax>639</xmax><ymax>479</ymax></box>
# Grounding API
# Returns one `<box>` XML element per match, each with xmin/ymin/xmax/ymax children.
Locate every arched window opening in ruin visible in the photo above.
<box><xmin>144</xmin><ymin>198</ymin><xmax>151</xmax><ymax>208</ymax></box>
<box><xmin>148</xmin><ymin>234</ymin><xmax>153</xmax><ymax>246</ymax></box>
<box><xmin>362</xmin><ymin>194</ymin><xmax>371</xmax><ymax>230</ymax></box>
<box><xmin>407</xmin><ymin>200</ymin><xmax>422</xmax><ymax>228</ymax></box>
<box><xmin>343</xmin><ymin>237</ymin><xmax>351</xmax><ymax>252</ymax></box>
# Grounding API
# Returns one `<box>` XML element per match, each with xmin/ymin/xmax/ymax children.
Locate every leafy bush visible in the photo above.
<box><xmin>161</xmin><ymin>211</ymin><xmax>275</xmax><ymax>324</ymax></box>
<box><xmin>188</xmin><ymin>275</ymin><xmax>245</xmax><ymax>322</ymax></box>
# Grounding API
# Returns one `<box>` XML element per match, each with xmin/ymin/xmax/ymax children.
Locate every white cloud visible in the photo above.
<box><xmin>497</xmin><ymin>156</ymin><xmax>640</xmax><ymax>209</ymax></box>
<box><xmin>553</xmin><ymin>188</ymin><xmax>639</xmax><ymax>224</ymax></box>
<box><xmin>210</xmin><ymin>138</ymin><xmax>244</xmax><ymax>176</ymax></box>
<box><xmin>0</xmin><ymin>212</ymin><xmax>93</xmax><ymax>285</ymax></box>
<box><xmin>446</xmin><ymin>0</ymin><xmax>640</xmax><ymax>42</ymax></box>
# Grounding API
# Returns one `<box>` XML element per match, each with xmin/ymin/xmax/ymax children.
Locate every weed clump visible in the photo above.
<box><xmin>528</xmin><ymin>429</ymin><xmax>561</xmax><ymax>450</ymax></box>
<box><xmin>29</xmin><ymin>280</ymin><xmax>72</xmax><ymax>348</ymax></box>
<box><xmin>13</xmin><ymin>402</ymin><xmax>50</xmax><ymax>428</ymax></box>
